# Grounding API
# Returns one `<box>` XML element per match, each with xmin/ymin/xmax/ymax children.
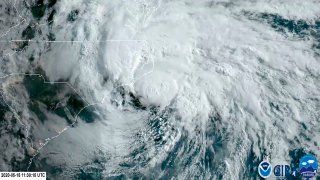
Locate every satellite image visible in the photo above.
<box><xmin>0</xmin><ymin>0</ymin><xmax>319</xmax><ymax>179</ymax></box>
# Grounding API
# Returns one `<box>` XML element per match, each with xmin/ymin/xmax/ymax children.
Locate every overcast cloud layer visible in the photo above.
<box><xmin>0</xmin><ymin>0</ymin><xmax>319</xmax><ymax>179</ymax></box>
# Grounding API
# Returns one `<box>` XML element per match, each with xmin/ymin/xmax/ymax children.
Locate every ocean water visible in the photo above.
<box><xmin>0</xmin><ymin>0</ymin><xmax>319</xmax><ymax>179</ymax></box>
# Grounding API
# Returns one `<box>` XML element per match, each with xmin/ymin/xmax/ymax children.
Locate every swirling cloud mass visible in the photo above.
<box><xmin>0</xmin><ymin>0</ymin><xmax>319</xmax><ymax>179</ymax></box>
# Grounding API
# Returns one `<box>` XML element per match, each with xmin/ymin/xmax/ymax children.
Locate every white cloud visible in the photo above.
<box><xmin>307</xmin><ymin>160</ymin><xmax>315</xmax><ymax>164</ymax></box>
<box><xmin>1</xmin><ymin>0</ymin><xmax>320</xmax><ymax>178</ymax></box>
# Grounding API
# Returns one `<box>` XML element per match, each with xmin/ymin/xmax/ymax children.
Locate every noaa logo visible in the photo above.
<box><xmin>258</xmin><ymin>161</ymin><xmax>272</xmax><ymax>178</ymax></box>
<box><xmin>299</xmin><ymin>154</ymin><xmax>318</xmax><ymax>179</ymax></box>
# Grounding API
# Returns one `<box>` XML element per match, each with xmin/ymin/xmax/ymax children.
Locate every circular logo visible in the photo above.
<box><xmin>258</xmin><ymin>160</ymin><xmax>272</xmax><ymax>178</ymax></box>
<box><xmin>299</xmin><ymin>154</ymin><xmax>318</xmax><ymax>179</ymax></box>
